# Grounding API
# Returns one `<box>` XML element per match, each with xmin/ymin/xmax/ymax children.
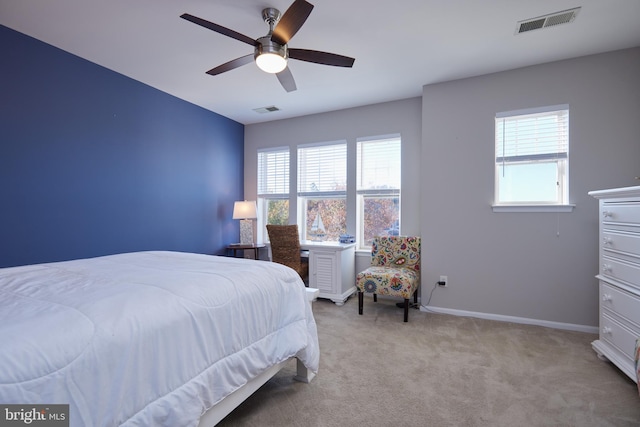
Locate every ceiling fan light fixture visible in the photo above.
<box><xmin>256</xmin><ymin>52</ymin><xmax>287</xmax><ymax>73</ymax></box>
<box><xmin>255</xmin><ymin>36</ymin><xmax>288</xmax><ymax>74</ymax></box>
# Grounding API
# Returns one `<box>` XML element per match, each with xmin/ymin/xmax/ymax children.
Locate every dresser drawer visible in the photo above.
<box><xmin>601</xmin><ymin>203</ymin><xmax>640</xmax><ymax>226</ymax></box>
<box><xmin>600</xmin><ymin>282</ymin><xmax>640</xmax><ymax>327</ymax></box>
<box><xmin>600</xmin><ymin>314</ymin><xmax>638</xmax><ymax>363</ymax></box>
<box><xmin>602</xmin><ymin>256</ymin><xmax>640</xmax><ymax>290</ymax></box>
<box><xmin>602</xmin><ymin>230</ymin><xmax>640</xmax><ymax>259</ymax></box>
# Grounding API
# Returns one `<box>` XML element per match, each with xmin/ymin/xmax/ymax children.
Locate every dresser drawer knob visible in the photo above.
<box><xmin>602</xmin><ymin>326</ymin><xmax>612</xmax><ymax>335</ymax></box>
<box><xmin>602</xmin><ymin>211</ymin><xmax>613</xmax><ymax>218</ymax></box>
<box><xmin>602</xmin><ymin>293</ymin><xmax>612</xmax><ymax>302</ymax></box>
<box><xmin>602</xmin><ymin>264</ymin><xmax>612</xmax><ymax>273</ymax></box>
<box><xmin>603</xmin><ymin>237</ymin><xmax>613</xmax><ymax>245</ymax></box>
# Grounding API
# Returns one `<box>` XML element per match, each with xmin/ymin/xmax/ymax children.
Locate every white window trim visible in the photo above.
<box><xmin>356</xmin><ymin>135</ymin><xmax>401</xmax><ymax>250</ymax></box>
<box><xmin>257</xmin><ymin>147</ymin><xmax>291</xmax><ymax>242</ymax></box>
<box><xmin>495</xmin><ymin>104</ymin><xmax>569</xmax><ymax>119</ymax></box>
<box><xmin>494</xmin><ymin>104</ymin><xmax>570</xmax><ymax>209</ymax></box>
<box><xmin>297</xmin><ymin>141</ymin><xmax>347</xmax><ymax>241</ymax></box>
<box><xmin>492</xmin><ymin>204</ymin><xmax>575</xmax><ymax>213</ymax></box>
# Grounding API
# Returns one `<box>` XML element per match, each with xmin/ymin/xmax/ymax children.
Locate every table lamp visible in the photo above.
<box><xmin>233</xmin><ymin>200</ymin><xmax>257</xmax><ymax>244</ymax></box>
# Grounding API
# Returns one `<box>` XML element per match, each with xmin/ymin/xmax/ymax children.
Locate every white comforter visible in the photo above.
<box><xmin>0</xmin><ymin>251</ymin><xmax>319</xmax><ymax>426</ymax></box>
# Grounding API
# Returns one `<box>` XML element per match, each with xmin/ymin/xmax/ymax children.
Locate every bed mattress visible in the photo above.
<box><xmin>0</xmin><ymin>251</ymin><xmax>319</xmax><ymax>426</ymax></box>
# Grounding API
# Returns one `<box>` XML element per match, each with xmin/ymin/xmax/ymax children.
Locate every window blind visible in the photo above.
<box><xmin>298</xmin><ymin>142</ymin><xmax>347</xmax><ymax>196</ymax></box>
<box><xmin>357</xmin><ymin>137</ymin><xmax>401</xmax><ymax>193</ymax></box>
<box><xmin>496</xmin><ymin>106</ymin><xmax>569</xmax><ymax>164</ymax></box>
<box><xmin>258</xmin><ymin>148</ymin><xmax>289</xmax><ymax>195</ymax></box>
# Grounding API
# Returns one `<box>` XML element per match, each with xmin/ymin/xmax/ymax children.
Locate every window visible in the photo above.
<box><xmin>257</xmin><ymin>147</ymin><xmax>290</xmax><ymax>242</ymax></box>
<box><xmin>297</xmin><ymin>142</ymin><xmax>347</xmax><ymax>241</ymax></box>
<box><xmin>357</xmin><ymin>136</ymin><xmax>401</xmax><ymax>250</ymax></box>
<box><xmin>495</xmin><ymin>105</ymin><xmax>569</xmax><ymax>207</ymax></box>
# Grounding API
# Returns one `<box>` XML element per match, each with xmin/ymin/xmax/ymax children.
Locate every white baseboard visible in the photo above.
<box><xmin>421</xmin><ymin>305</ymin><xmax>598</xmax><ymax>334</ymax></box>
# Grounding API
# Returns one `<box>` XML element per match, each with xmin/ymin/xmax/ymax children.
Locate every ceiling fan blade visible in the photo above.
<box><xmin>276</xmin><ymin>67</ymin><xmax>297</xmax><ymax>92</ymax></box>
<box><xmin>271</xmin><ymin>0</ymin><xmax>314</xmax><ymax>46</ymax></box>
<box><xmin>181</xmin><ymin>13</ymin><xmax>255</xmax><ymax>46</ymax></box>
<box><xmin>206</xmin><ymin>54</ymin><xmax>254</xmax><ymax>76</ymax></box>
<box><xmin>288</xmin><ymin>48</ymin><xmax>355</xmax><ymax>68</ymax></box>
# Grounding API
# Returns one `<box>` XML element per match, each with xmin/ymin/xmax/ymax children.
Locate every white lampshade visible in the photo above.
<box><xmin>255</xmin><ymin>53</ymin><xmax>287</xmax><ymax>74</ymax></box>
<box><xmin>233</xmin><ymin>201</ymin><xmax>257</xmax><ymax>220</ymax></box>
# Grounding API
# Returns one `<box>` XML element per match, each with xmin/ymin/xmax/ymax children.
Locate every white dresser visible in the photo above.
<box><xmin>589</xmin><ymin>186</ymin><xmax>640</xmax><ymax>382</ymax></box>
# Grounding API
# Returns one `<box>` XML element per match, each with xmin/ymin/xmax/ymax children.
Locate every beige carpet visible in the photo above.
<box><xmin>218</xmin><ymin>296</ymin><xmax>640</xmax><ymax>426</ymax></box>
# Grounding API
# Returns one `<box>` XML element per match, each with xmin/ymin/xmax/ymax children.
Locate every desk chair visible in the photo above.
<box><xmin>266</xmin><ymin>224</ymin><xmax>309</xmax><ymax>284</ymax></box>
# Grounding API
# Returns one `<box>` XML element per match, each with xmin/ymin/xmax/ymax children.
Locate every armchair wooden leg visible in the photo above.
<box><xmin>403</xmin><ymin>299</ymin><xmax>409</xmax><ymax>322</ymax></box>
<box><xmin>414</xmin><ymin>289</ymin><xmax>418</xmax><ymax>304</ymax></box>
<box><xmin>358</xmin><ymin>291</ymin><xmax>363</xmax><ymax>315</ymax></box>
<box><xmin>373</xmin><ymin>294</ymin><xmax>377</xmax><ymax>303</ymax></box>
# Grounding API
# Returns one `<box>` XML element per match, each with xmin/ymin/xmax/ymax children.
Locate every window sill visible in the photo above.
<box><xmin>492</xmin><ymin>204</ymin><xmax>575</xmax><ymax>213</ymax></box>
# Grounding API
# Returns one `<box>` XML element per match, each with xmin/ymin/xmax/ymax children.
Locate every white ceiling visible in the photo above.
<box><xmin>2</xmin><ymin>0</ymin><xmax>639</xmax><ymax>125</ymax></box>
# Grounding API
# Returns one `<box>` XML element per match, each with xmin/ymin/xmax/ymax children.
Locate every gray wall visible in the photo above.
<box><xmin>244</xmin><ymin>97</ymin><xmax>422</xmax><ymax>271</ymax></box>
<box><xmin>244</xmin><ymin>47</ymin><xmax>639</xmax><ymax>330</ymax></box>
<box><xmin>421</xmin><ymin>47</ymin><xmax>640</xmax><ymax>329</ymax></box>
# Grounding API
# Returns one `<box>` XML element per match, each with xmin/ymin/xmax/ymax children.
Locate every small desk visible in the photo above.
<box><xmin>227</xmin><ymin>243</ymin><xmax>265</xmax><ymax>260</ymax></box>
<box><xmin>300</xmin><ymin>241</ymin><xmax>356</xmax><ymax>306</ymax></box>
<box><xmin>265</xmin><ymin>241</ymin><xmax>356</xmax><ymax>305</ymax></box>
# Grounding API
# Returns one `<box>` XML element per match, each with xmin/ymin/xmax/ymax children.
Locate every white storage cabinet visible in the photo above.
<box><xmin>301</xmin><ymin>241</ymin><xmax>356</xmax><ymax>306</ymax></box>
<box><xmin>589</xmin><ymin>186</ymin><xmax>640</xmax><ymax>382</ymax></box>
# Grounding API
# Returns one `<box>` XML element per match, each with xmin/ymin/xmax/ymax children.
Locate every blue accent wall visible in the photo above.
<box><xmin>0</xmin><ymin>25</ymin><xmax>244</xmax><ymax>267</ymax></box>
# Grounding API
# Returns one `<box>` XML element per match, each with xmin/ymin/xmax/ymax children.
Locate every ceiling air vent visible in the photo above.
<box><xmin>253</xmin><ymin>105</ymin><xmax>280</xmax><ymax>114</ymax></box>
<box><xmin>516</xmin><ymin>7</ymin><xmax>580</xmax><ymax>34</ymax></box>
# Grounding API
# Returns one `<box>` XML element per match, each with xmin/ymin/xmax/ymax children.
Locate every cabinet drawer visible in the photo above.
<box><xmin>602</xmin><ymin>230</ymin><xmax>640</xmax><ymax>259</ymax></box>
<box><xmin>602</xmin><ymin>256</ymin><xmax>640</xmax><ymax>290</ymax></box>
<box><xmin>600</xmin><ymin>282</ymin><xmax>640</xmax><ymax>327</ymax></box>
<box><xmin>600</xmin><ymin>314</ymin><xmax>638</xmax><ymax>363</ymax></box>
<box><xmin>601</xmin><ymin>203</ymin><xmax>640</xmax><ymax>226</ymax></box>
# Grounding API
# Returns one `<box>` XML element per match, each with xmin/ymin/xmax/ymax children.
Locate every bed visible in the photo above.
<box><xmin>0</xmin><ymin>251</ymin><xmax>319</xmax><ymax>426</ymax></box>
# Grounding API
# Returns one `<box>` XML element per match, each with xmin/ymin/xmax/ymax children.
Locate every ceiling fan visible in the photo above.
<box><xmin>180</xmin><ymin>0</ymin><xmax>355</xmax><ymax>92</ymax></box>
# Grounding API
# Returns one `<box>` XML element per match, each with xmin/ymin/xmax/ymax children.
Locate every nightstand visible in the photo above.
<box><xmin>226</xmin><ymin>243</ymin><xmax>265</xmax><ymax>260</ymax></box>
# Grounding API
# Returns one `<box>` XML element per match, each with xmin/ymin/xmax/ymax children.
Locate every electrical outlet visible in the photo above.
<box><xmin>439</xmin><ymin>275</ymin><xmax>448</xmax><ymax>287</ymax></box>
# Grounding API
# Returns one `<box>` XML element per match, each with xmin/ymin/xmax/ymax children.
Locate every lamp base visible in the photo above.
<box><xmin>239</xmin><ymin>219</ymin><xmax>254</xmax><ymax>245</ymax></box>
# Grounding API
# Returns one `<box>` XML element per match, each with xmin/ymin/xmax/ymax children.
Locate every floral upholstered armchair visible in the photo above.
<box><xmin>356</xmin><ymin>236</ymin><xmax>421</xmax><ymax>322</ymax></box>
